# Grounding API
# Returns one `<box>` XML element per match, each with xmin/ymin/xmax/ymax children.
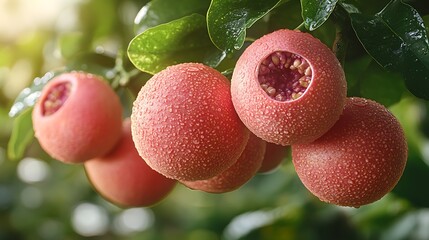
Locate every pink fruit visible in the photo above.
<box><xmin>292</xmin><ymin>97</ymin><xmax>408</xmax><ymax>207</ymax></box>
<box><xmin>231</xmin><ymin>29</ymin><xmax>347</xmax><ymax>145</ymax></box>
<box><xmin>85</xmin><ymin>119</ymin><xmax>176</xmax><ymax>207</ymax></box>
<box><xmin>32</xmin><ymin>72</ymin><xmax>122</xmax><ymax>163</ymax></box>
<box><xmin>131</xmin><ymin>63</ymin><xmax>249</xmax><ymax>181</ymax></box>
<box><xmin>258</xmin><ymin>142</ymin><xmax>288</xmax><ymax>173</ymax></box>
<box><xmin>182</xmin><ymin>133</ymin><xmax>266</xmax><ymax>193</ymax></box>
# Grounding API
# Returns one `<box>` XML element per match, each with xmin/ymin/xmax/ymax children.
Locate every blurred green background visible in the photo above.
<box><xmin>1</xmin><ymin>0</ymin><xmax>429</xmax><ymax>239</ymax></box>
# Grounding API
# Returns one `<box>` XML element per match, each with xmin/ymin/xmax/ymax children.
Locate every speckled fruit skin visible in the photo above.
<box><xmin>32</xmin><ymin>72</ymin><xmax>122</xmax><ymax>163</ymax></box>
<box><xmin>182</xmin><ymin>133</ymin><xmax>266</xmax><ymax>193</ymax></box>
<box><xmin>131</xmin><ymin>63</ymin><xmax>250</xmax><ymax>181</ymax></box>
<box><xmin>292</xmin><ymin>97</ymin><xmax>408</xmax><ymax>207</ymax></box>
<box><xmin>231</xmin><ymin>29</ymin><xmax>347</xmax><ymax>145</ymax></box>
<box><xmin>258</xmin><ymin>142</ymin><xmax>288</xmax><ymax>173</ymax></box>
<box><xmin>85</xmin><ymin>119</ymin><xmax>176</xmax><ymax>207</ymax></box>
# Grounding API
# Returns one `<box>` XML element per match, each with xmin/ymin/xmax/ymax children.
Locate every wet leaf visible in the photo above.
<box><xmin>301</xmin><ymin>0</ymin><xmax>338</xmax><ymax>31</ymax></box>
<box><xmin>128</xmin><ymin>13</ymin><xmax>225</xmax><ymax>74</ymax></box>
<box><xmin>349</xmin><ymin>0</ymin><xmax>429</xmax><ymax>100</ymax></box>
<box><xmin>207</xmin><ymin>0</ymin><xmax>283</xmax><ymax>53</ymax></box>
<box><xmin>9</xmin><ymin>71</ymin><xmax>59</xmax><ymax>118</ymax></box>
<box><xmin>134</xmin><ymin>0</ymin><xmax>210</xmax><ymax>34</ymax></box>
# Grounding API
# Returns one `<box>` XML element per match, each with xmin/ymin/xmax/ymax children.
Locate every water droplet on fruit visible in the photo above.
<box><xmin>351</xmin><ymin>98</ymin><xmax>368</xmax><ymax>107</ymax></box>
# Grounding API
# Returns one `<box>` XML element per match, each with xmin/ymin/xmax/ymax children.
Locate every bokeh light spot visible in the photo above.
<box><xmin>71</xmin><ymin>203</ymin><xmax>109</xmax><ymax>237</ymax></box>
<box><xmin>113</xmin><ymin>208</ymin><xmax>154</xmax><ymax>236</ymax></box>
<box><xmin>17</xmin><ymin>157</ymin><xmax>50</xmax><ymax>183</ymax></box>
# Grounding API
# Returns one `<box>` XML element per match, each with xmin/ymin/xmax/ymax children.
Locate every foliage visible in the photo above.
<box><xmin>1</xmin><ymin>0</ymin><xmax>429</xmax><ymax>239</ymax></box>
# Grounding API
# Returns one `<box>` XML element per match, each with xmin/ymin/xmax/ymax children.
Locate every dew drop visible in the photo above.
<box><xmin>351</xmin><ymin>98</ymin><xmax>368</xmax><ymax>107</ymax></box>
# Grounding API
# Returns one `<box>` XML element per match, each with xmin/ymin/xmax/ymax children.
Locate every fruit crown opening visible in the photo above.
<box><xmin>258</xmin><ymin>51</ymin><xmax>312</xmax><ymax>102</ymax></box>
<box><xmin>41</xmin><ymin>82</ymin><xmax>72</xmax><ymax>116</ymax></box>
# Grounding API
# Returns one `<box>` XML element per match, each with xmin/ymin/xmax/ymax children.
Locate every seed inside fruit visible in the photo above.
<box><xmin>258</xmin><ymin>51</ymin><xmax>312</xmax><ymax>101</ymax></box>
<box><xmin>42</xmin><ymin>82</ymin><xmax>72</xmax><ymax>116</ymax></box>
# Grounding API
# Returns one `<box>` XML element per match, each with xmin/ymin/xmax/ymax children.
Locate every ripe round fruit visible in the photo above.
<box><xmin>32</xmin><ymin>72</ymin><xmax>122</xmax><ymax>163</ymax></box>
<box><xmin>182</xmin><ymin>133</ymin><xmax>266</xmax><ymax>193</ymax></box>
<box><xmin>258</xmin><ymin>142</ymin><xmax>288</xmax><ymax>173</ymax></box>
<box><xmin>231</xmin><ymin>29</ymin><xmax>347</xmax><ymax>145</ymax></box>
<box><xmin>131</xmin><ymin>63</ymin><xmax>249</xmax><ymax>181</ymax></box>
<box><xmin>292</xmin><ymin>97</ymin><xmax>408</xmax><ymax>207</ymax></box>
<box><xmin>85</xmin><ymin>119</ymin><xmax>176</xmax><ymax>207</ymax></box>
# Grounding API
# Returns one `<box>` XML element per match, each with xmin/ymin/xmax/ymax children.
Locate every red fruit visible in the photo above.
<box><xmin>32</xmin><ymin>72</ymin><xmax>122</xmax><ymax>163</ymax></box>
<box><xmin>292</xmin><ymin>97</ymin><xmax>408</xmax><ymax>207</ymax></box>
<box><xmin>182</xmin><ymin>133</ymin><xmax>266</xmax><ymax>193</ymax></box>
<box><xmin>85</xmin><ymin>119</ymin><xmax>176</xmax><ymax>207</ymax></box>
<box><xmin>258</xmin><ymin>142</ymin><xmax>288</xmax><ymax>173</ymax></box>
<box><xmin>231</xmin><ymin>29</ymin><xmax>347</xmax><ymax>145</ymax></box>
<box><xmin>131</xmin><ymin>63</ymin><xmax>249</xmax><ymax>181</ymax></box>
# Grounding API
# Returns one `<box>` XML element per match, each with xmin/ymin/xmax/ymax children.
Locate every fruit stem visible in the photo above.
<box><xmin>244</xmin><ymin>37</ymin><xmax>256</xmax><ymax>43</ymax></box>
<box><xmin>294</xmin><ymin>22</ymin><xmax>307</xmax><ymax>32</ymax></box>
<box><xmin>111</xmin><ymin>50</ymin><xmax>144</xmax><ymax>90</ymax></box>
<box><xmin>221</xmin><ymin>68</ymin><xmax>234</xmax><ymax>78</ymax></box>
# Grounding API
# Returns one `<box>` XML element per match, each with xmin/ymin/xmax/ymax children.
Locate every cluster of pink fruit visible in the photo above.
<box><xmin>32</xmin><ymin>29</ymin><xmax>407</xmax><ymax>208</ymax></box>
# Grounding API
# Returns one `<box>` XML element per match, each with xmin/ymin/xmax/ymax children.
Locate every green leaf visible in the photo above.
<box><xmin>134</xmin><ymin>0</ymin><xmax>210</xmax><ymax>34</ymax></box>
<box><xmin>301</xmin><ymin>0</ymin><xmax>338</xmax><ymax>31</ymax></box>
<box><xmin>7</xmin><ymin>109</ymin><xmax>34</xmax><ymax>161</ymax></box>
<box><xmin>128</xmin><ymin>13</ymin><xmax>225</xmax><ymax>74</ymax></box>
<box><xmin>207</xmin><ymin>0</ymin><xmax>283</xmax><ymax>53</ymax></box>
<box><xmin>349</xmin><ymin>0</ymin><xmax>429</xmax><ymax>100</ymax></box>
<box><xmin>340</xmin><ymin>0</ymin><xmax>391</xmax><ymax>15</ymax></box>
<box><xmin>9</xmin><ymin>71</ymin><xmax>60</xmax><ymax>118</ymax></box>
